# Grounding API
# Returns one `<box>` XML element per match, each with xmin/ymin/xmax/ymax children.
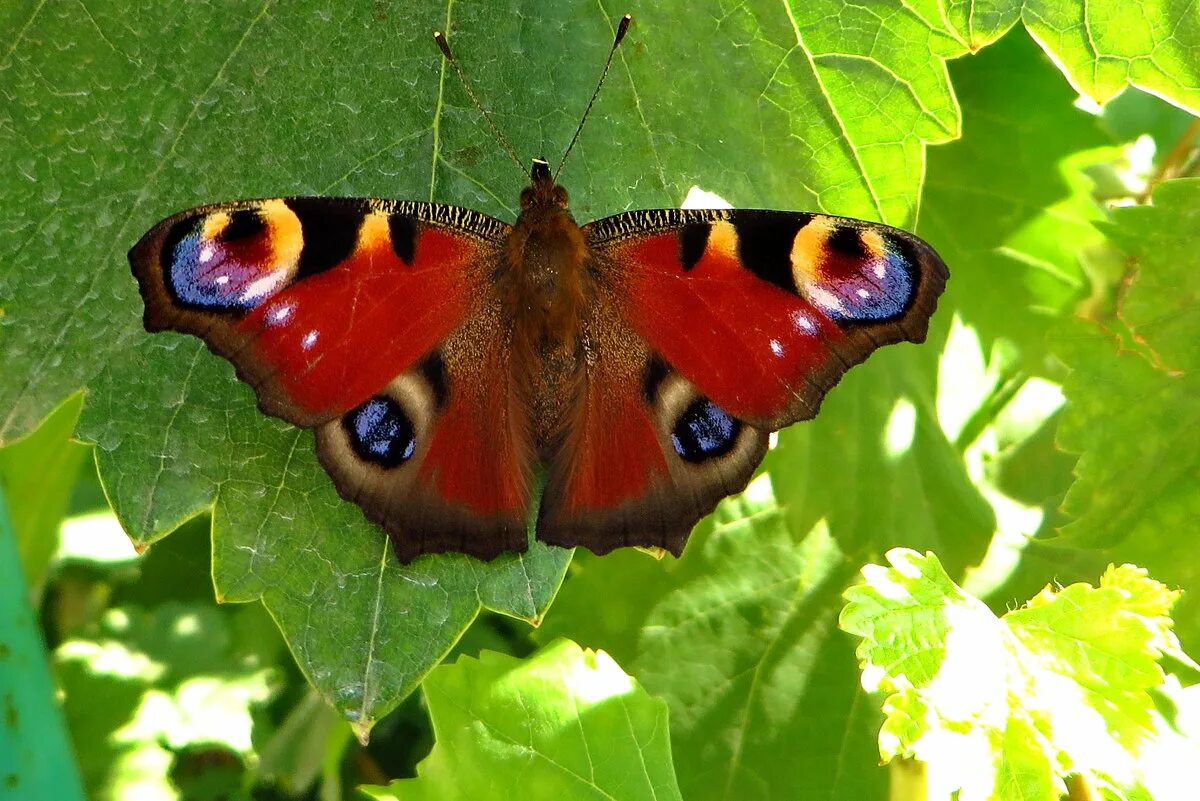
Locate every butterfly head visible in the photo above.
<box><xmin>520</xmin><ymin>157</ymin><xmax>569</xmax><ymax>212</ymax></box>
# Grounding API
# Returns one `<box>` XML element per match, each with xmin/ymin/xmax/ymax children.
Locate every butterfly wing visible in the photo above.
<box><xmin>130</xmin><ymin>197</ymin><xmax>533</xmax><ymax>561</ymax></box>
<box><xmin>538</xmin><ymin>208</ymin><xmax>947</xmax><ymax>555</ymax></box>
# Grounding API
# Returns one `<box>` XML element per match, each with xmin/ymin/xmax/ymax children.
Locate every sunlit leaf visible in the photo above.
<box><xmin>364</xmin><ymin>639</ymin><xmax>681</xmax><ymax>801</ymax></box>
<box><xmin>841</xmin><ymin>549</ymin><xmax>1182</xmax><ymax>800</ymax></box>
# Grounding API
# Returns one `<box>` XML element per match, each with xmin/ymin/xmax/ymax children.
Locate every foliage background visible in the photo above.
<box><xmin>1</xmin><ymin>0</ymin><xmax>1198</xmax><ymax>799</ymax></box>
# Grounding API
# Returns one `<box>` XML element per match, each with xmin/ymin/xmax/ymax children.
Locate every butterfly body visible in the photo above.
<box><xmin>502</xmin><ymin>158</ymin><xmax>589</xmax><ymax>453</ymax></box>
<box><xmin>131</xmin><ymin>155</ymin><xmax>947</xmax><ymax>562</ymax></box>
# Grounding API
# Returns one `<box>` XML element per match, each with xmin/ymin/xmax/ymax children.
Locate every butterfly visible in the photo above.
<box><xmin>128</xmin><ymin>15</ymin><xmax>948</xmax><ymax>563</ymax></box>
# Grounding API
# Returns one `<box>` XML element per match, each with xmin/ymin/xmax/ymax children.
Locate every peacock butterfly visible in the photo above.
<box><xmin>129</xmin><ymin>15</ymin><xmax>948</xmax><ymax>563</ymax></box>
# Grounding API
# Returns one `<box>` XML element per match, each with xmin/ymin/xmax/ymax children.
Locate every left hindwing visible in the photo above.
<box><xmin>537</xmin><ymin>208</ymin><xmax>947</xmax><ymax>556</ymax></box>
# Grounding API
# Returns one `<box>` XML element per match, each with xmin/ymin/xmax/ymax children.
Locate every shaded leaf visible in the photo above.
<box><xmin>364</xmin><ymin>639</ymin><xmax>681</xmax><ymax>801</ymax></box>
<box><xmin>920</xmin><ymin>29</ymin><xmax>1111</xmax><ymax>371</ymax></box>
<box><xmin>0</xmin><ymin>392</ymin><xmax>88</xmax><ymax>590</ymax></box>
<box><xmin>56</xmin><ymin>600</ymin><xmax>282</xmax><ymax>801</ymax></box>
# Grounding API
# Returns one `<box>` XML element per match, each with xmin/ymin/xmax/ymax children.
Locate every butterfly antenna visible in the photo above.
<box><xmin>433</xmin><ymin>29</ymin><xmax>526</xmax><ymax>174</ymax></box>
<box><xmin>555</xmin><ymin>13</ymin><xmax>632</xmax><ymax>180</ymax></box>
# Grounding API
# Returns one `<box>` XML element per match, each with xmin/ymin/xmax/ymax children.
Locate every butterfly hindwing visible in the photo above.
<box><xmin>536</xmin><ymin>208</ymin><xmax>948</xmax><ymax>554</ymax></box>
<box><xmin>130</xmin><ymin>197</ymin><xmax>535</xmax><ymax>561</ymax></box>
<box><xmin>313</xmin><ymin>303</ymin><xmax>534</xmax><ymax>561</ymax></box>
<box><xmin>537</xmin><ymin>287</ymin><xmax>768</xmax><ymax>555</ymax></box>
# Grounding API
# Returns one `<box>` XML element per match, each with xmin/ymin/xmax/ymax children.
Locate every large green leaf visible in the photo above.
<box><xmin>538</xmin><ymin>479</ymin><xmax>888</xmax><ymax>800</ymax></box>
<box><xmin>364</xmin><ymin>639</ymin><xmax>682</xmax><ymax>801</ymax></box>
<box><xmin>1054</xmin><ymin>178</ymin><xmax>1200</xmax><ymax>645</ymax></box>
<box><xmin>1</xmin><ymin>0</ymin><xmax>969</xmax><ymax>730</ymax></box>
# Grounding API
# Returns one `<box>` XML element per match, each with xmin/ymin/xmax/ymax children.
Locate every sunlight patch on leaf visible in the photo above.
<box><xmin>842</xmin><ymin>550</ymin><xmax>1184</xmax><ymax>800</ymax></box>
<box><xmin>57</xmin><ymin>510</ymin><xmax>140</xmax><ymax>566</ymax></box>
<box><xmin>365</xmin><ymin>640</ymin><xmax>681</xmax><ymax>801</ymax></box>
<box><xmin>883</xmin><ymin>397</ymin><xmax>917</xmax><ymax>460</ymax></box>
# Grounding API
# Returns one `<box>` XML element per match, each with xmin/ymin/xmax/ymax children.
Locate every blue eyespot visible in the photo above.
<box><xmin>343</xmin><ymin>397</ymin><xmax>416</xmax><ymax>468</ymax></box>
<box><xmin>820</xmin><ymin>250</ymin><xmax>913</xmax><ymax>322</ymax></box>
<box><xmin>671</xmin><ymin>398</ymin><xmax>740</xmax><ymax>463</ymax></box>
<box><xmin>162</xmin><ymin>210</ymin><xmax>282</xmax><ymax>312</ymax></box>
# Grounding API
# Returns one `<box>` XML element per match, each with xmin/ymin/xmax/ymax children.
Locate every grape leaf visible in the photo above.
<box><xmin>841</xmin><ymin>550</ymin><xmax>1182</xmax><ymax>800</ymax></box>
<box><xmin>363</xmin><ymin>639</ymin><xmax>682</xmax><ymax>801</ymax></box>
<box><xmin>1</xmin><ymin>0</ymin><xmax>969</xmax><ymax>731</ymax></box>
<box><xmin>933</xmin><ymin>0</ymin><xmax>1200</xmax><ymax>117</ymax></box>
<box><xmin>1022</xmin><ymin>0</ymin><xmax>1200</xmax><ymax>114</ymax></box>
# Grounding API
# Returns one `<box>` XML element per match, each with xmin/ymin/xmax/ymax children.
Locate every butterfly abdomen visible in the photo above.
<box><xmin>502</xmin><ymin>198</ymin><xmax>593</xmax><ymax>452</ymax></box>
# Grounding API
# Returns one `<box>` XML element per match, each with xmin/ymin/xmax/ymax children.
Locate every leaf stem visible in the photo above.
<box><xmin>1137</xmin><ymin>117</ymin><xmax>1200</xmax><ymax>203</ymax></box>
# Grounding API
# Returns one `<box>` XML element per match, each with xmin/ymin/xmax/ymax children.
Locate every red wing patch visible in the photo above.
<box><xmin>130</xmin><ymin>197</ymin><xmax>508</xmax><ymax>426</ymax></box>
<box><xmin>586</xmin><ymin>210</ymin><xmax>948</xmax><ymax>430</ymax></box>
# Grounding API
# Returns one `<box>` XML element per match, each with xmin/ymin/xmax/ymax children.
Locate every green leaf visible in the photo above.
<box><xmin>363</xmin><ymin>639</ymin><xmax>682</xmax><ymax>801</ymax></box>
<box><xmin>538</xmin><ymin>479</ymin><xmax>888</xmax><ymax>800</ymax></box>
<box><xmin>1022</xmin><ymin>0</ymin><xmax>1200</xmax><ymax>114</ymax></box>
<box><xmin>0</xmin><ymin>392</ymin><xmax>88</xmax><ymax>590</ymax></box>
<box><xmin>1055</xmin><ymin>179</ymin><xmax>1200</xmax><ymax>547</ymax></box>
<box><xmin>933</xmin><ymin>0</ymin><xmax>1200</xmax><ymax>115</ymax></box>
<box><xmin>841</xmin><ymin>549</ymin><xmax>1183</xmax><ymax>800</ymax></box>
<box><xmin>1054</xmin><ymin>178</ymin><xmax>1200</xmax><ymax>650</ymax></box>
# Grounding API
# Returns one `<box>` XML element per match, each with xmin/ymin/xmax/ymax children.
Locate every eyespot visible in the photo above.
<box><xmin>343</xmin><ymin>396</ymin><xmax>416</xmax><ymax>468</ymax></box>
<box><xmin>162</xmin><ymin>200</ymin><xmax>301</xmax><ymax>312</ymax></box>
<box><xmin>671</xmin><ymin>398</ymin><xmax>740</xmax><ymax>463</ymax></box>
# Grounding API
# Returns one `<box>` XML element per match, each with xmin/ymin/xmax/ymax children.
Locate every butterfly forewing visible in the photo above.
<box><xmin>584</xmin><ymin>208</ymin><xmax>948</xmax><ymax>429</ymax></box>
